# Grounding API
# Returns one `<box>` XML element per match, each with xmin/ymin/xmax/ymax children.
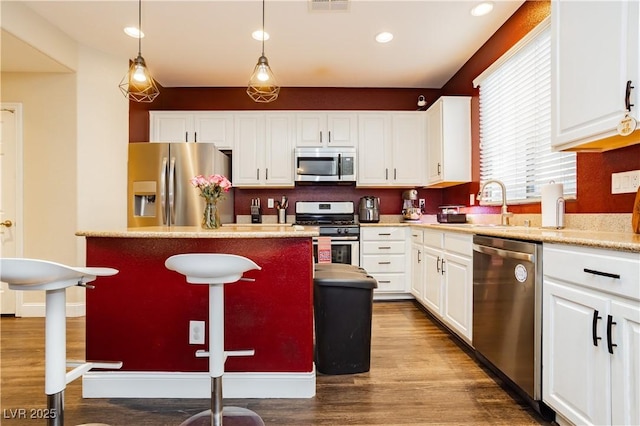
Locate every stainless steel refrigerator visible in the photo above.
<box><xmin>127</xmin><ymin>143</ymin><xmax>233</xmax><ymax>227</ymax></box>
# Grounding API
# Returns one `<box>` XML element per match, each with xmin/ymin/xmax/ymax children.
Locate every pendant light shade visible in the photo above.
<box><xmin>119</xmin><ymin>0</ymin><xmax>159</xmax><ymax>103</ymax></box>
<box><xmin>247</xmin><ymin>0</ymin><xmax>279</xmax><ymax>103</ymax></box>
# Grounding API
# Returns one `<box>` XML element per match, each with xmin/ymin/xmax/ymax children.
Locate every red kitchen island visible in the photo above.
<box><xmin>75</xmin><ymin>225</ymin><xmax>317</xmax><ymax>399</ymax></box>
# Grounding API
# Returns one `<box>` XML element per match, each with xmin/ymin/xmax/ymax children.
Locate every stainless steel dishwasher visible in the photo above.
<box><xmin>473</xmin><ymin>235</ymin><xmax>547</xmax><ymax>412</ymax></box>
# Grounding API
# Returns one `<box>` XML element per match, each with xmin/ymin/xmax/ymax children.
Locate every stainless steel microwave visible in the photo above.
<box><xmin>294</xmin><ymin>147</ymin><xmax>356</xmax><ymax>183</ymax></box>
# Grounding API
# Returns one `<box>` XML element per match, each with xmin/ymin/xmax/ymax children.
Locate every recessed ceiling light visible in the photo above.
<box><xmin>124</xmin><ymin>27</ymin><xmax>144</xmax><ymax>38</ymax></box>
<box><xmin>252</xmin><ymin>30</ymin><xmax>270</xmax><ymax>41</ymax></box>
<box><xmin>375</xmin><ymin>32</ymin><xmax>394</xmax><ymax>43</ymax></box>
<box><xmin>471</xmin><ymin>2</ymin><xmax>494</xmax><ymax>17</ymax></box>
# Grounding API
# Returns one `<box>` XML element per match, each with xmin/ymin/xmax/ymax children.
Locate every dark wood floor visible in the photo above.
<box><xmin>1</xmin><ymin>301</ymin><xmax>552</xmax><ymax>425</ymax></box>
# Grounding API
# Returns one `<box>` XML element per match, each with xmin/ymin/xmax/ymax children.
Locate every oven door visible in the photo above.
<box><xmin>312</xmin><ymin>238</ymin><xmax>360</xmax><ymax>266</ymax></box>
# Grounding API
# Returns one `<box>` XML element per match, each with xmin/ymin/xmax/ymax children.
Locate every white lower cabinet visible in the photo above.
<box><xmin>543</xmin><ymin>244</ymin><xmax>640</xmax><ymax>426</ymax></box>
<box><xmin>360</xmin><ymin>227</ymin><xmax>411</xmax><ymax>299</ymax></box>
<box><xmin>415</xmin><ymin>228</ymin><xmax>473</xmax><ymax>343</ymax></box>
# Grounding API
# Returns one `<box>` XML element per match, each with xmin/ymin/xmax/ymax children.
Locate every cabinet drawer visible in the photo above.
<box><xmin>361</xmin><ymin>255</ymin><xmax>405</xmax><ymax>273</ymax></box>
<box><xmin>369</xmin><ymin>273</ymin><xmax>406</xmax><ymax>292</ymax></box>
<box><xmin>444</xmin><ymin>233</ymin><xmax>472</xmax><ymax>257</ymax></box>
<box><xmin>543</xmin><ymin>244</ymin><xmax>640</xmax><ymax>301</ymax></box>
<box><xmin>423</xmin><ymin>230</ymin><xmax>443</xmax><ymax>249</ymax></box>
<box><xmin>361</xmin><ymin>241</ymin><xmax>405</xmax><ymax>255</ymax></box>
<box><xmin>361</xmin><ymin>227</ymin><xmax>406</xmax><ymax>241</ymax></box>
<box><xmin>410</xmin><ymin>229</ymin><xmax>424</xmax><ymax>244</ymax></box>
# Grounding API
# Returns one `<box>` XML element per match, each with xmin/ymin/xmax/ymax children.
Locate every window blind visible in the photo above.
<box><xmin>475</xmin><ymin>20</ymin><xmax>576</xmax><ymax>204</ymax></box>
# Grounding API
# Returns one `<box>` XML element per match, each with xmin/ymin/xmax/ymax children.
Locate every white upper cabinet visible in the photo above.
<box><xmin>425</xmin><ymin>96</ymin><xmax>471</xmax><ymax>187</ymax></box>
<box><xmin>295</xmin><ymin>112</ymin><xmax>358</xmax><ymax>147</ymax></box>
<box><xmin>551</xmin><ymin>0</ymin><xmax>640</xmax><ymax>151</ymax></box>
<box><xmin>357</xmin><ymin>112</ymin><xmax>426</xmax><ymax>187</ymax></box>
<box><xmin>233</xmin><ymin>113</ymin><xmax>294</xmax><ymax>187</ymax></box>
<box><xmin>149</xmin><ymin>111</ymin><xmax>234</xmax><ymax>149</ymax></box>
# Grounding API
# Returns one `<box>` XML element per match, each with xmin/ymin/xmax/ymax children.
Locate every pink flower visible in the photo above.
<box><xmin>190</xmin><ymin>174</ymin><xmax>233</xmax><ymax>201</ymax></box>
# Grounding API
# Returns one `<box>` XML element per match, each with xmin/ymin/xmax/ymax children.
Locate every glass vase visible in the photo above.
<box><xmin>202</xmin><ymin>198</ymin><xmax>221</xmax><ymax>229</ymax></box>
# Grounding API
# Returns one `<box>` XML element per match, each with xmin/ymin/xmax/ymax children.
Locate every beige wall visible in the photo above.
<box><xmin>1</xmin><ymin>2</ymin><xmax>128</xmax><ymax>316</ymax></box>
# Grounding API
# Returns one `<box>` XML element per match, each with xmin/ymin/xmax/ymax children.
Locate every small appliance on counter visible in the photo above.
<box><xmin>402</xmin><ymin>190</ymin><xmax>422</xmax><ymax>222</ymax></box>
<box><xmin>436</xmin><ymin>205</ymin><xmax>466</xmax><ymax>223</ymax></box>
<box><xmin>251</xmin><ymin>198</ymin><xmax>262</xmax><ymax>223</ymax></box>
<box><xmin>358</xmin><ymin>196</ymin><xmax>380</xmax><ymax>223</ymax></box>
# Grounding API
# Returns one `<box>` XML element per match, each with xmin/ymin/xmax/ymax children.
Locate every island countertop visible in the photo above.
<box><xmin>76</xmin><ymin>224</ymin><xmax>319</xmax><ymax>239</ymax></box>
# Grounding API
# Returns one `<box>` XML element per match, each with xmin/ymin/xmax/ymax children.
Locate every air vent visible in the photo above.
<box><xmin>309</xmin><ymin>0</ymin><xmax>349</xmax><ymax>12</ymax></box>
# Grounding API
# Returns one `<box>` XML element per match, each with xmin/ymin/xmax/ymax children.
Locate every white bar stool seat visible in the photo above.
<box><xmin>165</xmin><ymin>253</ymin><xmax>264</xmax><ymax>426</ymax></box>
<box><xmin>0</xmin><ymin>258</ymin><xmax>122</xmax><ymax>426</ymax></box>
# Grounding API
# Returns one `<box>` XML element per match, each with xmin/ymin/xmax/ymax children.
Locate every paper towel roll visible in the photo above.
<box><xmin>542</xmin><ymin>182</ymin><xmax>565</xmax><ymax>228</ymax></box>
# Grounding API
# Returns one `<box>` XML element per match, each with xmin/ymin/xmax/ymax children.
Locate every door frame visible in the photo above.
<box><xmin>1</xmin><ymin>103</ymin><xmax>25</xmax><ymax>315</ymax></box>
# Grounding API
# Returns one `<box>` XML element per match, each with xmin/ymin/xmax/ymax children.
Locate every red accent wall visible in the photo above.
<box><xmin>128</xmin><ymin>0</ymin><xmax>640</xmax><ymax>216</ymax></box>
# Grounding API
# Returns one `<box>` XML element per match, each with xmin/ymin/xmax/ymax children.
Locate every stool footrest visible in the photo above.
<box><xmin>65</xmin><ymin>360</ymin><xmax>123</xmax><ymax>385</ymax></box>
<box><xmin>194</xmin><ymin>350</ymin><xmax>255</xmax><ymax>359</ymax></box>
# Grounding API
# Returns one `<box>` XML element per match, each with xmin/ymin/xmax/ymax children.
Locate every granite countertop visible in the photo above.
<box><xmin>361</xmin><ymin>222</ymin><xmax>640</xmax><ymax>253</ymax></box>
<box><xmin>76</xmin><ymin>224</ymin><xmax>319</xmax><ymax>239</ymax></box>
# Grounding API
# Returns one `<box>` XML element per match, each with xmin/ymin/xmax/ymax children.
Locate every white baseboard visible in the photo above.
<box><xmin>82</xmin><ymin>370</ymin><xmax>316</xmax><ymax>399</ymax></box>
<box><xmin>17</xmin><ymin>302</ymin><xmax>85</xmax><ymax>318</ymax></box>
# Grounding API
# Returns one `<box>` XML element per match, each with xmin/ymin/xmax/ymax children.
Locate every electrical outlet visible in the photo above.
<box><xmin>267</xmin><ymin>198</ymin><xmax>274</xmax><ymax>208</ymax></box>
<box><xmin>189</xmin><ymin>320</ymin><xmax>205</xmax><ymax>345</ymax></box>
<box><xmin>611</xmin><ymin>170</ymin><xmax>640</xmax><ymax>194</ymax></box>
<box><xmin>419</xmin><ymin>199</ymin><xmax>425</xmax><ymax>210</ymax></box>
<box><xmin>469</xmin><ymin>193</ymin><xmax>475</xmax><ymax>206</ymax></box>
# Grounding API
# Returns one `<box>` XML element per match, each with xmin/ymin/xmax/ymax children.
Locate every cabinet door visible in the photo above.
<box><xmin>327</xmin><ymin>113</ymin><xmax>357</xmax><ymax>146</ymax></box>
<box><xmin>150</xmin><ymin>112</ymin><xmax>192</xmax><ymax>142</ymax></box>
<box><xmin>232</xmin><ymin>114</ymin><xmax>264</xmax><ymax>186</ymax></box>
<box><xmin>193</xmin><ymin>113</ymin><xmax>233</xmax><ymax>149</ymax></box>
<box><xmin>296</xmin><ymin>113</ymin><xmax>325</xmax><ymax>147</ymax></box>
<box><xmin>552</xmin><ymin>0</ymin><xmax>639</xmax><ymax>148</ymax></box>
<box><xmin>265</xmin><ymin>114</ymin><xmax>294</xmax><ymax>186</ymax></box>
<box><xmin>610</xmin><ymin>299</ymin><xmax>640</xmax><ymax>426</ymax></box>
<box><xmin>543</xmin><ymin>279</ymin><xmax>611</xmax><ymax>426</ymax></box>
<box><xmin>423</xmin><ymin>245</ymin><xmax>443</xmax><ymax>315</ymax></box>
<box><xmin>357</xmin><ymin>114</ymin><xmax>390</xmax><ymax>185</ymax></box>
<box><xmin>426</xmin><ymin>100</ymin><xmax>443</xmax><ymax>184</ymax></box>
<box><xmin>442</xmin><ymin>252</ymin><xmax>472</xmax><ymax>342</ymax></box>
<box><xmin>391</xmin><ymin>113</ymin><xmax>425</xmax><ymax>186</ymax></box>
<box><xmin>411</xmin><ymin>242</ymin><xmax>424</xmax><ymax>301</ymax></box>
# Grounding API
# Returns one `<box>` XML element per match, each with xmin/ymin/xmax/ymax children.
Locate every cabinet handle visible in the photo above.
<box><xmin>625</xmin><ymin>80</ymin><xmax>634</xmax><ymax>111</ymax></box>
<box><xmin>266</xmin><ymin>168</ymin><xmax>269</xmax><ymax>180</ymax></box>
<box><xmin>592</xmin><ymin>310</ymin><xmax>602</xmax><ymax>347</ymax></box>
<box><xmin>320</xmin><ymin>132</ymin><xmax>323</xmax><ymax>143</ymax></box>
<box><xmin>379</xmin><ymin>280</ymin><xmax>391</xmax><ymax>284</ymax></box>
<box><xmin>378</xmin><ymin>233</ymin><xmax>391</xmax><ymax>236</ymax></box>
<box><xmin>584</xmin><ymin>268</ymin><xmax>621</xmax><ymax>280</ymax></box>
<box><xmin>394</xmin><ymin>168</ymin><xmax>397</xmax><ymax>180</ymax></box>
<box><xmin>378</xmin><ymin>246</ymin><xmax>391</xmax><ymax>249</ymax></box>
<box><xmin>441</xmin><ymin>259</ymin><xmax>446</xmax><ymax>275</ymax></box>
<box><xmin>606</xmin><ymin>315</ymin><xmax>618</xmax><ymax>354</ymax></box>
<box><xmin>378</xmin><ymin>261</ymin><xmax>391</xmax><ymax>265</ymax></box>
<box><xmin>438</xmin><ymin>162</ymin><xmax>441</xmax><ymax>176</ymax></box>
<box><xmin>436</xmin><ymin>256</ymin><xmax>441</xmax><ymax>273</ymax></box>
<box><xmin>185</xmin><ymin>131</ymin><xmax>188</xmax><ymax>142</ymax></box>
<box><xmin>328</xmin><ymin>131</ymin><xmax>332</xmax><ymax>143</ymax></box>
<box><xmin>385</xmin><ymin>168</ymin><xmax>389</xmax><ymax>180</ymax></box>
<box><xmin>418</xmin><ymin>250</ymin><xmax>421</xmax><ymax>263</ymax></box>
<box><xmin>256</xmin><ymin>168</ymin><xmax>260</xmax><ymax>180</ymax></box>
<box><xmin>194</xmin><ymin>132</ymin><xmax>198</xmax><ymax>143</ymax></box>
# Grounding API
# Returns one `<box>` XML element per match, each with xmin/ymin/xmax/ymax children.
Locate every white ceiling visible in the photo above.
<box><xmin>1</xmin><ymin>0</ymin><xmax>525</xmax><ymax>89</ymax></box>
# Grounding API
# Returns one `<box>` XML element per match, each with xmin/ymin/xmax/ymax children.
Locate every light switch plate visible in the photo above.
<box><xmin>611</xmin><ymin>170</ymin><xmax>640</xmax><ymax>194</ymax></box>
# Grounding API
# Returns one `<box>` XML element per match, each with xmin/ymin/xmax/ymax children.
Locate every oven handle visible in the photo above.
<box><xmin>473</xmin><ymin>244</ymin><xmax>534</xmax><ymax>262</ymax></box>
<box><xmin>313</xmin><ymin>236</ymin><xmax>359</xmax><ymax>242</ymax></box>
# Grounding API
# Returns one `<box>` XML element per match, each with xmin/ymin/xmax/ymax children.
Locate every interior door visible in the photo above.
<box><xmin>1</xmin><ymin>104</ymin><xmax>23</xmax><ymax>315</ymax></box>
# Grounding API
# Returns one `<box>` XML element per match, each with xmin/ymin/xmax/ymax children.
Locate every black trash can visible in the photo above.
<box><xmin>314</xmin><ymin>263</ymin><xmax>367</xmax><ymax>274</ymax></box>
<box><xmin>313</xmin><ymin>270</ymin><xmax>378</xmax><ymax>375</ymax></box>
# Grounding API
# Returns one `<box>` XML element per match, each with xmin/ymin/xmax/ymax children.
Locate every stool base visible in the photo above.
<box><xmin>178</xmin><ymin>408</ymin><xmax>265</xmax><ymax>426</ymax></box>
<box><xmin>47</xmin><ymin>391</ymin><xmax>63</xmax><ymax>426</ymax></box>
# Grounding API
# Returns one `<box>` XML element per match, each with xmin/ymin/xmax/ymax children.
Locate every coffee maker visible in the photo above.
<box><xmin>358</xmin><ymin>196</ymin><xmax>380</xmax><ymax>223</ymax></box>
<box><xmin>402</xmin><ymin>189</ymin><xmax>422</xmax><ymax>221</ymax></box>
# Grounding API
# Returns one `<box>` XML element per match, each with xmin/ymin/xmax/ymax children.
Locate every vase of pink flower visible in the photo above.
<box><xmin>190</xmin><ymin>174</ymin><xmax>232</xmax><ymax>229</ymax></box>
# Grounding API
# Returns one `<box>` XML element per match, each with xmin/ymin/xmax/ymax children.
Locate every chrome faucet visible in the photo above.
<box><xmin>477</xmin><ymin>179</ymin><xmax>513</xmax><ymax>225</ymax></box>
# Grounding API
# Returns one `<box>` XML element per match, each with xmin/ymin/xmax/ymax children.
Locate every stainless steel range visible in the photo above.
<box><xmin>295</xmin><ymin>201</ymin><xmax>360</xmax><ymax>266</ymax></box>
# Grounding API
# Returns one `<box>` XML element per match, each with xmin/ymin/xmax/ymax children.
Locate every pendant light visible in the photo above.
<box><xmin>247</xmin><ymin>0</ymin><xmax>279</xmax><ymax>103</ymax></box>
<box><xmin>119</xmin><ymin>0</ymin><xmax>159</xmax><ymax>103</ymax></box>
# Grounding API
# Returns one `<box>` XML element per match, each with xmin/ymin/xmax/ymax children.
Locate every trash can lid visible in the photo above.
<box><xmin>314</xmin><ymin>264</ymin><xmax>367</xmax><ymax>274</ymax></box>
<box><xmin>313</xmin><ymin>270</ymin><xmax>378</xmax><ymax>289</ymax></box>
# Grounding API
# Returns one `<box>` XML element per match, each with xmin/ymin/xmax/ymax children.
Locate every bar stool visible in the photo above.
<box><xmin>165</xmin><ymin>253</ymin><xmax>264</xmax><ymax>426</ymax></box>
<box><xmin>0</xmin><ymin>258</ymin><xmax>122</xmax><ymax>426</ymax></box>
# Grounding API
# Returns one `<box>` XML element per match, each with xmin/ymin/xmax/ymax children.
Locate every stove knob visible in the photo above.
<box><xmin>343</xmin><ymin>228</ymin><xmax>349</xmax><ymax>234</ymax></box>
<box><xmin>337</xmin><ymin>228</ymin><xmax>343</xmax><ymax>234</ymax></box>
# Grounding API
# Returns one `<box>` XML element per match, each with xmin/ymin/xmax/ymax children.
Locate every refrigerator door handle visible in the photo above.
<box><xmin>160</xmin><ymin>157</ymin><xmax>168</xmax><ymax>225</ymax></box>
<box><xmin>168</xmin><ymin>157</ymin><xmax>176</xmax><ymax>225</ymax></box>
